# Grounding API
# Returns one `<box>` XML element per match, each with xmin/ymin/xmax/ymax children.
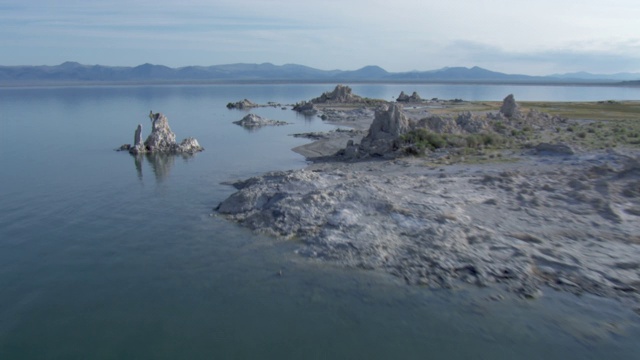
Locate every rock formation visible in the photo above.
<box><xmin>292</xmin><ymin>101</ymin><xmax>318</xmax><ymax>115</ymax></box>
<box><xmin>233</xmin><ymin>113</ymin><xmax>289</xmax><ymax>128</ymax></box>
<box><xmin>118</xmin><ymin>112</ymin><xmax>204</xmax><ymax>154</ymax></box>
<box><xmin>134</xmin><ymin>124</ymin><xmax>143</xmax><ymax>146</ymax></box>
<box><xmin>359</xmin><ymin>103</ymin><xmax>412</xmax><ymax>156</ymax></box>
<box><xmin>500</xmin><ymin>94</ymin><xmax>519</xmax><ymax>118</ymax></box>
<box><xmin>226</xmin><ymin>99</ymin><xmax>258</xmax><ymax>109</ymax></box>
<box><xmin>310</xmin><ymin>85</ymin><xmax>364</xmax><ymax>104</ymax></box>
<box><xmin>144</xmin><ymin>113</ymin><xmax>177</xmax><ymax>152</ymax></box>
<box><xmin>330</xmin><ymin>93</ymin><xmax>571</xmax><ymax>160</ymax></box>
<box><xmin>396</xmin><ymin>91</ymin><xmax>422</xmax><ymax>102</ymax></box>
<box><xmin>417</xmin><ymin>112</ymin><xmax>491</xmax><ymax>135</ymax></box>
<box><xmin>294</xmin><ymin>85</ymin><xmax>365</xmax><ymax>114</ymax></box>
<box><xmin>293</xmin><ymin>85</ymin><xmax>386</xmax><ymax>116</ymax></box>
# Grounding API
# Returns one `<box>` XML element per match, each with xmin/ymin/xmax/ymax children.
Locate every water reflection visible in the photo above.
<box><xmin>132</xmin><ymin>152</ymin><xmax>195</xmax><ymax>182</ymax></box>
<box><xmin>236</xmin><ymin>125</ymin><xmax>265</xmax><ymax>133</ymax></box>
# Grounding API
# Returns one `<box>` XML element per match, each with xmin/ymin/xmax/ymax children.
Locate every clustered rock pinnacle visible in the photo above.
<box><xmin>338</xmin><ymin>92</ymin><xmax>569</xmax><ymax>159</ymax></box>
<box><xmin>293</xmin><ymin>85</ymin><xmax>364</xmax><ymax>114</ymax></box>
<box><xmin>311</xmin><ymin>85</ymin><xmax>364</xmax><ymax>104</ymax></box>
<box><xmin>396</xmin><ymin>91</ymin><xmax>422</xmax><ymax>102</ymax></box>
<box><xmin>117</xmin><ymin>112</ymin><xmax>204</xmax><ymax>154</ymax></box>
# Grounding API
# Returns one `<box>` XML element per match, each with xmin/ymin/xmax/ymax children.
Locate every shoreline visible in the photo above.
<box><xmin>1</xmin><ymin>79</ymin><xmax>638</xmax><ymax>89</ymax></box>
<box><xmin>217</xmin><ymin>94</ymin><xmax>640</xmax><ymax>313</ymax></box>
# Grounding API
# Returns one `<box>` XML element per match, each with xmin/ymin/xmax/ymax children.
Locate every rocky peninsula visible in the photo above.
<box><xmin>216</xmin><ymin>86</ymin><xmax>640</xmax><ymax>312</ymax></box>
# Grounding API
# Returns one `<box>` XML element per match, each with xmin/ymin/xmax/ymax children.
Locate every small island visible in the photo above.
<box><xmin>233</xmin><ymin>113</ymin><xmax>289</xmax><ymax>129</ymax></box>
<box><xmin>117</xmin><ymin>112</ymin><xmax>204</xmax><ymax>155</ymax></box>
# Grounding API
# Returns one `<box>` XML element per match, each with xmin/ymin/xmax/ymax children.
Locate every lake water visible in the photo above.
<box><xmin>1</xmin><ymin>83</ymin><xmax>640</xmax><ymax>359</ymax></box>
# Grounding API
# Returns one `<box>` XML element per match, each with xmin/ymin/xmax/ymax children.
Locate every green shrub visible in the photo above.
<box><xmin>401</xmin><ymin>129</ymin><xmax>447</xmax><ymax>151</ymax></box>
<box><xmin>493</xmin><ymin>121</ymin><xmax>507</xmax><ymax>132</ymax></box>
<box><xmin>465</xmin><ymin>133</ymin><xmax>505</xmax><ymax>148</ymax></box>
<box><xmin>402</xmin><ymin>129</ymin><xmax>507</xmax><ymax>153</ymax></box>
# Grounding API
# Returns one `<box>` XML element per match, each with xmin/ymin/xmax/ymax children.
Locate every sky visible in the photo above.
<box><xmin>1</xmin><ymin>0</ymin><xmax>639</xmax><ymax>75</ymax></box>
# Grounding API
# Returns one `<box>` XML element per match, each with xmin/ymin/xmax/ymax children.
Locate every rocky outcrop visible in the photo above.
<box><xmin>294</xmin><ymin>85</ymin><xmax>365</xmax><ymax>114</ymax></box>
<box><xmin>293</xmin><ymin>85</ymin><xmax>387</xmax><ymax>116</ymax></box>
<box><xmin>486</xmin><ymin>106</ymin><xmax>566</xmax><ymax>137</ymax></box>
<box><xmin>396</xmin><ymin>91</ymin><xmax>410</xmax><ymax>102</ymax></box>
<box><xmin>118</xmin><ymin>112</ymin><xmax>204</xmax><ymax>154</ymax></box>
<box><xmin>339</xmin><ymin>104</ymin><xmax>494</xmax><ymax>159</ymax></box>
<box><xmin>233</xmin><ymin>114</ymin><xmax>289</xmax><ymax>128</ymax></box>
<box><xmin>500</xmin><ymin>94</ymin><xmax>519</xmax><ymax>118</ymax></box>
<box><xmin>226</xmin><ymin>99</ymin><xmax>258</xmax><ymax>109</ymax></box>
<box><xmin>144</xmin><ymin>113</ymin><xmax>177</xmax><ymax>152</ymax></box>
<box><xmin>310</xmin><ymin>85</ymin><xmax>364</xmax><ymax>104</ymax></box>
<box><xmin>417</xmin><ymin>112</ymin><xmax>491</xmax><ymax>134</ymax></box>
<box><xmin>292</xmin><ymin>101</ymin><xmax>318</xmax><ymax>115</ymax></box>
<box><xmin>217</xmin><ymin>151</ymin><xmax>640</xmax><ymax>306</ymax></box>
<box><xmin>319</xmin><ymin>107</ymin><xmax>375</xmax><ymax>127</ymax></box>
<box><xmin>330</xmin><ymin>94</ymin><xmax>572</xmax><ymax>159</ymax></box>
<box><xmin>359</xmin><ymin>103</ymin><xmax>412</xmax><ymax>156</ymax></box>
<box><xmin>175</xmin><ymin>137</ymin><xmax>204</xmax><ymax>153</ymax></box>
<box><xmin>396</xmin><ymin>91</ymin><xmax>422</xmax><ymax>102</ymax></box>
<box><xmin>134</xmin><ymin>124</ymin><xmax>143</xmax><ymax>146</ymax></box>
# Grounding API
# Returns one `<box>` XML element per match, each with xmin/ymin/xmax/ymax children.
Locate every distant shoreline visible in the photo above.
<box><xmin>1</xmin><ymin>79</ymin><xmax>638</xmax><ymax>88</ymax></box>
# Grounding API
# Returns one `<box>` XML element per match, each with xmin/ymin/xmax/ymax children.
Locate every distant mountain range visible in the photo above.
<box><xmin>1</xmin><ymin>61</ymin><xmax>639</xmax><ymax>85</ymax></box>
<box><xmin>548</xmin><ymin>71</ymin><xmax>640</xmax><ymax>81</ymax></box>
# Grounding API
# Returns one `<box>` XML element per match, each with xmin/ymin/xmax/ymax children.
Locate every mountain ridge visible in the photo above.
<box><xmin>1</xmin><ymin>62</ymin><xmax>638</xmax><ymax>85</ymax></box>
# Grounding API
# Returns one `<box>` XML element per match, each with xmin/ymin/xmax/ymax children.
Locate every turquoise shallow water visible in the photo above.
<box><xmin>1</xmin><ymin>84</ymin><xmax>640</xmax><ymax>359</ymax></box>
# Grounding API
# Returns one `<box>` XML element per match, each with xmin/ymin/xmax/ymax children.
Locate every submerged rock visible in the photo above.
<box><xmin>118</xmin><ymin>112</ymin><xmax>204</xmax><ymax>155</ymax></box>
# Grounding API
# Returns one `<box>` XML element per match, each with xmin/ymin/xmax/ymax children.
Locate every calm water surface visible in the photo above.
<box><xmin>1</xmin><ymin>84</ymin><xmax>639</xmax><ymax>359</ymax></box>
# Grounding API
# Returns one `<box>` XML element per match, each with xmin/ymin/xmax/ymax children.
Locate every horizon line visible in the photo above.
<box><xmin>2</xmin><ymin>61</ymin><xmax>640</xmax><ymax>78</ymax></box>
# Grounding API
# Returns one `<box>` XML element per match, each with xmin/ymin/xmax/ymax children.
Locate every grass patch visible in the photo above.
<box><xmin>425</xmin><ymin>100</ymin><xmax>640</xmax><ymax>122</ymax></box>
<box><xmin>521</xmin><ymin>101</ymin><xmax>640</xmax><ymax>121</ymax></box>
<box><xmin>458</xmin><ymin>100</ymin><xmax>640</xmax><ymax>150</ymax></box>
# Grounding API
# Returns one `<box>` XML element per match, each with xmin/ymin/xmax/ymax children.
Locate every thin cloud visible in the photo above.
<box><xmin>1</xmin><ymin>0</ymin><xmax>639</xmax><ymax>73</ymax></box>
<box><xmin>439</xmin><ymin>40</ymin><xmax>640</xmax><ymax>75</ymax></box>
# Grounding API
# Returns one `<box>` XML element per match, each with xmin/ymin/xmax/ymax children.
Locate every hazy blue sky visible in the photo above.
<box><xmin>1</xmin><ymin>0</ymin><xmax>639</xmax><ymax>75</ymax></box>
